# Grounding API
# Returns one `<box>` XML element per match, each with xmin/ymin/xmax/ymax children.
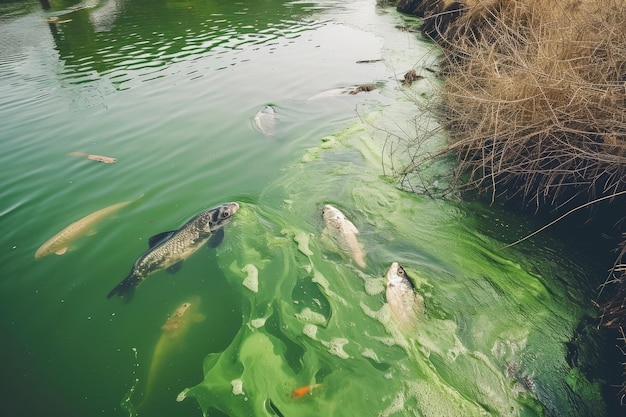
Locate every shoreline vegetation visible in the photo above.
<box><xmin>389</xmin><ymin>0</ymin><xmax>626</xmax><ymax>407</ymax></box>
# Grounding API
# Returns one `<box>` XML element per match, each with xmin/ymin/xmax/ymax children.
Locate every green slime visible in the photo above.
<box><xmin>177</xmin><ymin>115</ymin><xmax>606</xmax><ymax>416</ymax></box>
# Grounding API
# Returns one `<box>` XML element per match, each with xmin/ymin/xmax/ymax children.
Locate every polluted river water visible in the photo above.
<box><xmin>0</xmin><ymin>0</ymin><xmax>612</xmax><ymax>416</ymax></box>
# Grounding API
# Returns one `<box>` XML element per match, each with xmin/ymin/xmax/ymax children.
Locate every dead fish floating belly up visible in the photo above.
<box><xmin>253</xmin><ymin>105</ymin><xmax>276</xmax><ymax>136</ymax></box>
<box><xmin>35</xmin><ymin>198</ymin><xmax>135</xmax><ymax>258</ymax></box>
<box><xmin>322</xmin><ymin>204</ymin><xmax>366</xmax><ymax>269</ymax></box>
<box><xmin>107</xmin><ymin>202</ymin><xmax>239</xmax><ymax>302</ymax></box>
<box><xmin>385</xmin><ymin>262</ymin><xmax>425</xmax><ymax>330</ymax></box>
<box><xmin>68</xmin><ymin>151</ymin><xmax>117</xmax><ymax>164</ymax></box>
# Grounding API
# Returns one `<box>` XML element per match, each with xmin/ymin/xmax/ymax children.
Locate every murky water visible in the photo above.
<box><xmin>0</xmin><ymin>0</ymin><xmax>610</xmax><ymax>416</ymax></box>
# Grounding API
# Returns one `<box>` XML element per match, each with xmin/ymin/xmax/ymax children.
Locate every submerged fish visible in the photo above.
<box><xmin>107</xmin><ymin>202</ymin><xmax>239</xmax><ymax>301</ymax></box>
<box><xmin>253</xmin><ymin>105</ymin><xmax>276</xmax><ymax>136</ymax></box>
<box><xmin>291</xmin><ymin>383</ymin><xmax>322</xmax><ymax>399</ymax></box>
<box><xmin>322</xmin><ymin>204</ymin><xmax>366</xmax><ymax>269</ymax></box>
<box><xmin>142</xmin><ymin>297</ymin><xmax>205</xmax><ymax>404</ymax></box>
<box><xmin>35</xmin><ymin>199</ymin><xmax>135</xmax><ymax>258</ymax></box>
<box><xmin>385</xmin><ymin>262</ymin><xmax>425</xmax><ymax>330</ymax></box>
<box><xmin>68</xmin><ymin>151</ymin><xmax>117</xmax><ymax>164</ymax></box>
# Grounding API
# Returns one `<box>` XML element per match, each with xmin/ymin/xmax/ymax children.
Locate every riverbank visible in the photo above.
<box><xmin>393</xmin><ymin>0</ymin><xmax>626</xmax><ymax>407</ymax></box>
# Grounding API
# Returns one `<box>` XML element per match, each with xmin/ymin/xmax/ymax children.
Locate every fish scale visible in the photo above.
<box><xmin>137</xmin><ymin>228</ymin><xmax>208</xmax><ymax>277</ymax></box>
<box><xmin>107</xmin><ymin>202</ymin><xmax>239</xmax><ymax>301</ymax></box>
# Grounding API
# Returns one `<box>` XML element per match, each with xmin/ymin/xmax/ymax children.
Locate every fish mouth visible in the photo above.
<box><xmin>225</xmin><ymin>202</ymin><xmax>240</xmax><ymax>214</ymax></box>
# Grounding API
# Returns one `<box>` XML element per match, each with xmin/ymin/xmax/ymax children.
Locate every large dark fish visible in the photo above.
<box><xmin>107</xmin><ymin>202</ymin><xmax>239</xmax><ymax>301</ymax></box>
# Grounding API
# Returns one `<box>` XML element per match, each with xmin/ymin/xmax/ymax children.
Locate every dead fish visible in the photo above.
<box><xmin>107</xmin><ymin>202</ymin><xmax>239</xmax><ymax>301</ymax></box>
<box><xmin>35</xmin><ymin>198</ymin><xmax>135</xmax><ymax>258</ymax></box>
<box><xmin>253</xmin><ymin>105</ymin><xmax>276</xmax><ymax>136</ymax></box>
<box><xmin>322</xmin><ymin>204</ymin><xmax>366</xmax><ymax>269</ymax></box>
<box><xmin>385</xmin><ymin>262</ymin><xmax>425</xmax><ymax>330</ymax></box>
<box><xmin>142</xmin><ymin>297</ymin><xmax>206</xmax><ymax>404</ymax></box>
<box><xmin>68</xmin><ymin>151</ymin><xmax>117</xmax><ymax>164</ymax></box>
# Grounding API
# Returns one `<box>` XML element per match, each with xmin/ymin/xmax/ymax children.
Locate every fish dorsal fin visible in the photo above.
<box><xmin>148</xmin><ymin>231</ymin><xmax>176</xmax><ymax>248</ymax></box>
<box><xmin>166</xmin><ymin>261</ymin><xmax>184</xmax><ymax>274</ymax></box>
<box><xmin>55</xmin><ymin>247</ymin><xmax>68</xmax><ymax>255</ymax></box>
<box><xmin>208</xmin><ymin>228</ymin><xmax>224</xmax><ymax>248</ymax></box>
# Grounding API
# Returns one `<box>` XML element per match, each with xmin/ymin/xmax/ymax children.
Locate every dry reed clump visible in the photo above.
<box><xmin>435</xmin><ymin>0</ymin><xmax>626</xmax><ymax>205</ymax></box>
<box><xmin>441</xmin><ymin>0</ymin><xmax>626</xmax><ymax>318</ymax></box>
<box><xmin>397</xmin><ymin>0</ymin><xmax>626</xmax><ymax>400</ymax></box>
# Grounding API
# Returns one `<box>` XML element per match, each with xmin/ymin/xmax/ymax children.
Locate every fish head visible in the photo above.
<box><xmin>161</xmin><ymin>296</ymin><xmax>203</xmax><ymax>332</ymax></box>
<box><xmin>173</xmin><ymin>302</ymin><xmax>192</xmax><ymax>317</ymax></box>
<box><xmin>322</xmin><ymin>204</ymin><xmax>345</xmax><ymax>227</ymax></box>
<box><xmin>385</xmin><ymin>262</ymin><xmax>414</xmax><ymax>291</ymax></box>
<box><xmin>203</xmin><ymin>202</ymin><xmax>240</xmax><ymax>232</ymax></box>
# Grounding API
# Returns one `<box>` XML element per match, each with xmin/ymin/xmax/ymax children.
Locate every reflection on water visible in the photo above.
<box><xmin>46</xmin><ymin>0</ymin><xmax>326</xmax><ymax>87</ymax></box>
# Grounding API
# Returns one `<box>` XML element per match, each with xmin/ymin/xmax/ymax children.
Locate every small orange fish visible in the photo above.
<box><xmin>291</xmin><ymin>383</ymin><xmax>322</xmax><ymax>399</ymax></box>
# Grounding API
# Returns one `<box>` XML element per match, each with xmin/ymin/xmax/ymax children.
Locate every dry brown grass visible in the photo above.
<box><xmin>435</xmin><ymin>0</ymin><xmax>626</xmax><ymax>204</ymax></box>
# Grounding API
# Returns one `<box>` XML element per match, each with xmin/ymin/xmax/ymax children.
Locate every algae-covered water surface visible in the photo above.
<box><xmin>0</xmin><ymin>0</ymin><xmax>610</xmax><ymax>416</ymax></box>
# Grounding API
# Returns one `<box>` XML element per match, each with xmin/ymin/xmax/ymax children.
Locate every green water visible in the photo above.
<box><xmin>0</xmin><ymin>0</ymin><xmax>610</xmax><ymax>416</ymax></box>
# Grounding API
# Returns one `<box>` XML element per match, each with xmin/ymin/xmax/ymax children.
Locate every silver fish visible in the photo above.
<box><xmin>35</xmin><ymin>199</ymin><xmax>134</xmax><ymax>258</ymax></box>
<box><xmin>253</xmin><ymin>105</ymin><xmax>276</xmax><ymax>136</ymax></box>
<box><xmin>322</xmin><ymin>204</ymin><xmax>366</xmax><ymax>269</ymax></box>
<box><xmin>385</xmin><ymin>262</ymin><xmax>425</xmax><ymax>330</ymax></box>
<box><xmin>107</xmin><ymin>202</ymin><xmax>239</xmax><ymax>301</ymax></box>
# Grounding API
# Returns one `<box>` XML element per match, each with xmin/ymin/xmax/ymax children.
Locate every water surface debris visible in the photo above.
<box><xmin>35</xmin><ymin>198</ymin><xmax>135</xmax><ymax>258</ymax></box>
<box><xmin>68</xmin><ymin>151</ymin><xmax>117</xmax><ymax>164</ymax></box>
<box><xmin>241</xmin><ymin>264</ymin><xmax>259</xmax><ymax>293</ymax></box>
<box><xmin>348</xmin><ymin>83</ymin><xmax>377</xmax><ymax>94</ymax></box>
<box><xmin>401</xmin><ymin>69</ymin><xmax>424</xmax><ymax>85</ymax></box>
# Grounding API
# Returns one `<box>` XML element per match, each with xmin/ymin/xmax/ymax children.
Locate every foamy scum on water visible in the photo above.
<box><xmin>176</xmin><ymin>53</ymin><xmax>607</xmax><ymax>417</ymax></box>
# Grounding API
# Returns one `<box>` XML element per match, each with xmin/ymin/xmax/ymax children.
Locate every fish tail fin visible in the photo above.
<box><xmin>107</xmin><ymin>275</ymin><xmax>138</xmax><ymax>302</ymax></box>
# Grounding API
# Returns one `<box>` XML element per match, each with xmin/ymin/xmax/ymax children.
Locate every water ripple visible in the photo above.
<box><xmin>45</xmin><ymin>1</ymin><xmax>327</xmax><ymax>89</ymax></box>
